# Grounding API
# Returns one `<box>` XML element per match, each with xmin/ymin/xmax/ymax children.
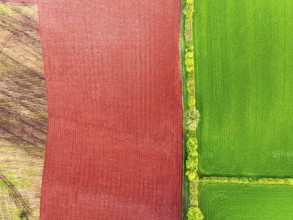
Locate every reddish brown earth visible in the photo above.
<box><xmin>38</xmin><ymin>0</ymin><xmax>182</xmax><ymax>219</ymax></box>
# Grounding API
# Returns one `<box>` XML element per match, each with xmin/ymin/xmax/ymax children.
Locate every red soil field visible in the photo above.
<box><xmin>38</xmin><ymin>0</ymin><xmax>182</xmax><ymax>219</ymax></box>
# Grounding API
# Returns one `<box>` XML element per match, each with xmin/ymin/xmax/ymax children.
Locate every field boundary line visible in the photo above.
<box><xmin>200</xmin><ymin>176</ymin><xmax>293</xmax><ymax>186</ymax></box>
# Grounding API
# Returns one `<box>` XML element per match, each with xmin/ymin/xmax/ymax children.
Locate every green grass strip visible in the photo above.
<box><xmin>200</xmin><ymin>177</ymin><xmax>293</xmax><ymax>186</ymax></box>
<box><xmin>181</xmin><ymin>0</ymin><xmax>203</xmax><ymax>219</ymax></box>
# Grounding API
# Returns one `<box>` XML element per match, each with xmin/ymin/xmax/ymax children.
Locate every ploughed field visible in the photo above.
<box><xmin>0</xmin><ymin>3</ymin><xmax>46</xmax><ymax>219</ymax></box>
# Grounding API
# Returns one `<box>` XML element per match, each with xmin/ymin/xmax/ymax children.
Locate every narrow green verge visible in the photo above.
<box><xmin>181</xmin><ymin>0</ymin><xmax>203</xmax><ymax>219</ymax></box>
<box><xmin>200</xmin><ymin>177</ymin><xmax>293</xmax><ymax>186</ymax></box>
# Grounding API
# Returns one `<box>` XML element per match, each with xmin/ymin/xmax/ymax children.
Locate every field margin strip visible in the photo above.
<box><xmin>181</xmin><ymin>0</ymin><xmax>203</xmax><ymax>219</ymax></box>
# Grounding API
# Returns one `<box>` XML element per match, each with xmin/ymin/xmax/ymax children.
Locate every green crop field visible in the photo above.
<box><xmin>199</xmin><ymin>182</ymin><xmax>293</xmax><ymax>220</ymax></box>
<box><xmin>195</xmin><ymin>0</ymin><xmax>293</xmax><ymax>177</ymax></box>
<box><xmin>182</xmin><ymin>0</ymin><xmax>293</xmax><ymax>219</ymax></box>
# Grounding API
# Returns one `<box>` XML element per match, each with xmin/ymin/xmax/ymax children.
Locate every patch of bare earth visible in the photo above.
<box><xmin>0</xmin><ymin>3</ymin><xmax>47</xmax><ymax>219</ymax></box>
